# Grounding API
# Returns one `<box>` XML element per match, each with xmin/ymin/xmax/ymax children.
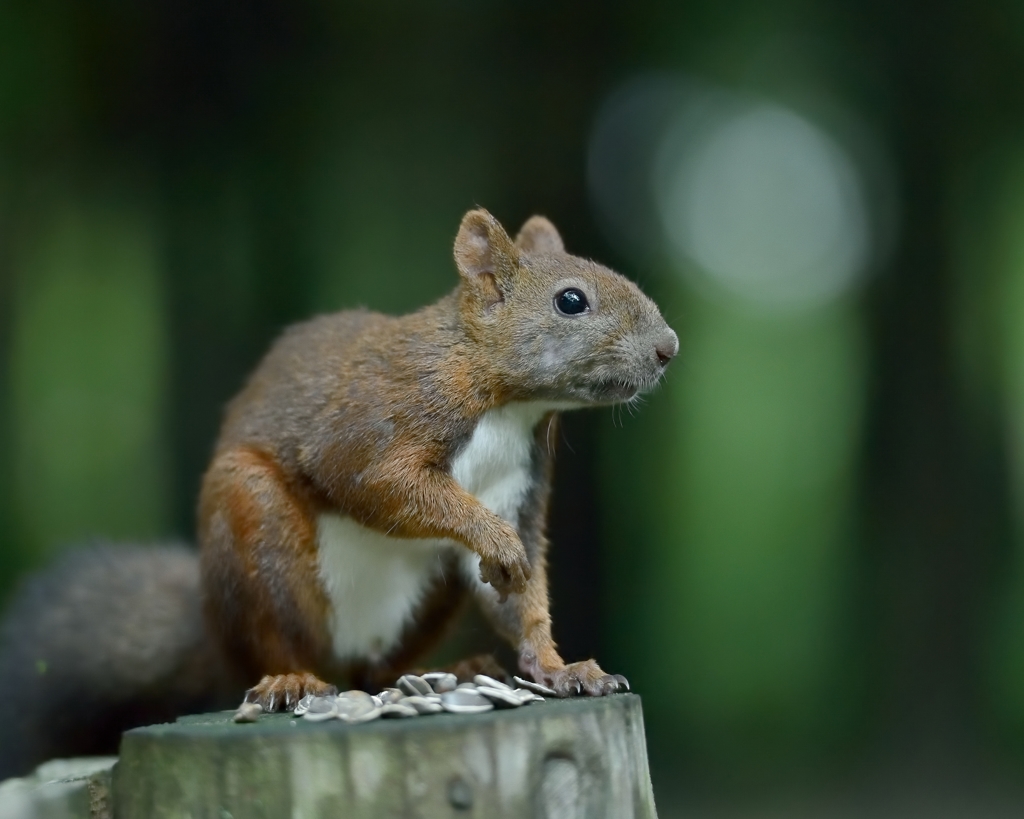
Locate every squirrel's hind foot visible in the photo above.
<box><xmin>525</xmin><ymin>659</ymin><xmax>629</xmax><ymax>698</ymax></box>
<box><xmin>243</xmin><ymin>672</ymin><xmax>337</xmax><ymax>712</ymax></box>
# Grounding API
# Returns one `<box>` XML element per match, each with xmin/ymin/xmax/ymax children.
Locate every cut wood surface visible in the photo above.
<box><xmin>114</xmin><ymin>693</ymin><xmax>657</xmax><ymax>819</ymax></box>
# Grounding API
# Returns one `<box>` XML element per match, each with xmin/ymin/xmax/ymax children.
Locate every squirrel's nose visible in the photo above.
<box><xmin>655</xmin><ymin>329</ymin><xmax>679</xmax><ymax>366</ymax></box>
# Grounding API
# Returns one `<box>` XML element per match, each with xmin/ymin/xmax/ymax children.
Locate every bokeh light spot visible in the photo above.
<box><xmin>656</xmin><ymin>102</ymin><xmax>871</xmax><ymax>311</ymax></box>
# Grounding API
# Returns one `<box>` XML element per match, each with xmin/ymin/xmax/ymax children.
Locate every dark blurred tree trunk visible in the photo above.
<box><xmin>150</xmin><ymin>0</ymin><xmax>331</xmax><ymax>534</ymax></box>
<box><xmin>0</xmin><ymin>179</ymin><xmax>15</xmax><ymax>597</ymax></box>
<box><xmin>857</xmin><ymin>0</ymin><xmax>1013</xmax><ymax>772</ymax></box>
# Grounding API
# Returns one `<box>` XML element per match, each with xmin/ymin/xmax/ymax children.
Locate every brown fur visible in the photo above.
<box><xmin>198</xmin><ymin>209</ymin><xmax>677</xmax><ymax>705</ymax></box>
<box><xmin>199</xmin><ymin>447</ymin><xmax>334</xmax><ymax>681</ymax></box>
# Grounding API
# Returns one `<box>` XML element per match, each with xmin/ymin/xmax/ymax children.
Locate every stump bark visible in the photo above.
<box><xmin>0</xmin><ymin>757</ymin><xmax>116</xmax><ymax>819</ymax></box>
<box><xmin>113</xmin><ymin>693</ymin><xmax>657</xmax><ymax>819</ymax></box>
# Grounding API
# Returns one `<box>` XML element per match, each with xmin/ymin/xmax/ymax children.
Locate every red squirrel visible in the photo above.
<box><xmin>200</xmin><ymin>208</ymin><xmax>677</xmax><ymax>708</ymax></box>
<box><xmin>0</xmin><ymin>208</ymin><xmax>676</xmax><ymax>773</ymax></box>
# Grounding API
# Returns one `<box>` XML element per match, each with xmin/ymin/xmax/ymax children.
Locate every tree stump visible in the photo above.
<box><xmin>113</xmin><ymin>693</ymin><xmax>657</xmax><ymax>819</ymax></box>
<box><xmin>0</xmin><ymin>757</ymin><xmax>116</xmax><ymax>819</ymax></box>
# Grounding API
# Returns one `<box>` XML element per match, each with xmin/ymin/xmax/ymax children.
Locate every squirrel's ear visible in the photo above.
<box><xmin>454</xmin><ymin>209</ymin><xmax>518</xmax><ymax>284</ymax></box>
<box><xmin>515</xmin><ymin>215</ymin><xmax>564</xmax><ymax>255</ymax></box>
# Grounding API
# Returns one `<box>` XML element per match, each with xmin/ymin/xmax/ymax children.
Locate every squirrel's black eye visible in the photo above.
<box><xmin>555</xmin><ymin>288</ymin><xmax>589</xmax><ymax>316</ymax></box>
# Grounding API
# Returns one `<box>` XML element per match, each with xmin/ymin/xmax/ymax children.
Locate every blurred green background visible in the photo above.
<box><xmin>4</xmin><ymin>0</ymin><xmax>1024</xmax><ymax>814</ymax></box>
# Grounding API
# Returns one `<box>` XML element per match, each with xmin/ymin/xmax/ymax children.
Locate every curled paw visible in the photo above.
<box><xmin>478</xmin><ymin>555</ymin><xmax>530</xmax><ymax>600</ymax></box>
<box><xmin>477</xmin><ymin>521</ymin><xmax>532</xmax><ymax>600</ymax></box>
<box><xmin>526</xmin><ymin>659</ymin><xmax>629</xmax><ymax>698</ymax></box>
<box><xmin>243</xmin><ymin>672</ymin><xmax>337</xmax><ymax>712</ymax></box>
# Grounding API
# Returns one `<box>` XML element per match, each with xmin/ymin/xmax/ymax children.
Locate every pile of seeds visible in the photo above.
<box><xmin>292</xmin><ymin>673</ymin><xmax>558</xmax><ymax>724</ymax></box>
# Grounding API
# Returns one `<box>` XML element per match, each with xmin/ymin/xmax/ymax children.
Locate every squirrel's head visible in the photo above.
<box><xmin>454</xmin><ymin>208</ymin><xmax>678</xmax><ymax>406</ymax></box>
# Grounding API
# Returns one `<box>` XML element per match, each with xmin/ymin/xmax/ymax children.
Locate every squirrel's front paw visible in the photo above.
<box><xmin>524</xmin><ymin>658</ymin><xmax>629</xmax><ymax>697</ymax></box>
<box><xmin>479</xmin><ymin>553</ymin><xmax>531</xmax><ymax>600</ymax></box>
<box><xmin>478</xmin><ymin>525</ymin><xmax>531</xmax><ymax>599</ymax></box>
<box><xmin>243</xmin><ymin>672</ymin><xmax>337</xmax><ymax>712</ymax></box>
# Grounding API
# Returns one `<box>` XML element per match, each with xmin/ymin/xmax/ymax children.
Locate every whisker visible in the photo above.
<box><xmin>562</xmin><ymin>424</ymin><xmax>577</xmax><ymax>455</ymax></box>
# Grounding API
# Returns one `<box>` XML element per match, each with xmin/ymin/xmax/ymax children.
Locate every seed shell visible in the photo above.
<box><xmin>402</xmin><ymin>695</ymin><xmax>445</xmax><ymax>714</ymax></box>
<box><xmin>441</xmin><ymin>689</ymin><xmax>495</xmax><ymax>714</ymax></box>
<box><xmin>474</xmin><ymin>674</ymin><xmax>512</xmax><ymax>691</ymax></box>
<box><xmin>378</xmin><ymin>688</ymin><xmax>406</xmax><ymax>704</ymax></box>
<box><xmin>303</xmin><ymin>697</ymin><xmax>338</xmax><ymax>722</ymax></box>
<box><xmin>232</xmin><ymin>702</ymin><xmax>263</xmax><ymax>723</ymax></box>
<box><xmin>335</xmin><ymin>698</ymin><xmax>378</xmax><ymax>723</ymax></box>
<box><xmin>476</xmin><ymin>685</ymin><xmax>523</xmax><ymax>708</ymax></box>
<box><xmin>513</xmin><ymin>676</ymin><xmax>557</xmax><ymax>697</ymax></box>
<box><xmin>379</xmin><ymin>702</ymin><xmax>419</xmax><ymax>718</ymax></box>
<box><xmin>422</xmin><ymin>672</ymin><xmax>458</xmax><ymax>692</ymax></box>
<box><xmin>397</xmin><ymin>674</ymin><xmax>434</xmax><ymax>697</ymax></box>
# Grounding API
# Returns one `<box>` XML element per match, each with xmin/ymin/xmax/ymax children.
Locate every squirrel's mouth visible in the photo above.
<box><xmin>588</xmin><ymin>368</ymin><xmax>669</xmax><ymax>404</ymax></box>
<box><xmin>591</xmin><ymin>379</ymin><xmax>640</xmax><ymax>403</ymax></box>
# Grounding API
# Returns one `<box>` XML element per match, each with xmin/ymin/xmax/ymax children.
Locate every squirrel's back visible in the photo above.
<box><xmin>0</xmin><ymin>544</ymin><xmax>241</xmax><ymax>779</ymax></box>
<box><xmin>213</xmin><ymin>297</ymin><xmax>469</xmax><ymax>491</ymax></box>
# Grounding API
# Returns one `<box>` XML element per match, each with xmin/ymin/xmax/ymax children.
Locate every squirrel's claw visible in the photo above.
<box><xmin>243</xmin><ymin>672</ymin><xmax>337</xmax><ymax>713</ymax></box>
<box><xmin>531</xmin><ymin>660</ymin><xmax>628</xmax><ymax>698</ymax></box>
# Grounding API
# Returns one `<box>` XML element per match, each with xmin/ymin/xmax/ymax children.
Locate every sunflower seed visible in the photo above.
<box><xmin>348</xmin><ymin>705</ymin><xmax>383</xmax><ymax>724</ymax></box>
<box><xmin>303</xmin><ymin>697</ymin><xmax>338</xmax><ymax>722</ymax></box>
<box><xmin>441</xmin><ymin>689</ymin><xmax>494</xmax><ymax>714</ymax></box>
<box><xmin>513</xmin><ymin>676</ymin><xmax>557</xmax><ymax>697</ymax></box>
<box><xmin>397</xmin><ymin>674</ymin><xmax>434</xmax><ymax>697</ymax></box>
<box><xmin>232</xmin><ymin>702</ymin><xmax>263</xmax><ymax>723</ymax></box>
<box><xmin>402</xmin><ymin>695</ymin><xmax>445</xmax><ymax>714</ymax></box>
<box><xmin>378</xmin><ymin>687</ymin><xmax>406</xmax><ymax>704</ymax></box>
<box><xmin>476</xmin><ymin>685</ymin><xmax>522</xmax><ymax>708</ymax></box>
<box><xmin>422</xmin><ymin>672</ymin><xmax>458</xmax><ymax>693</ymax></box>
<box><xmin>474</xmin><ymin>674</ymin><xmax>512</xmax><ymax>691</ymax></box>
<box><xmin>335</xmin><ymin>698</ymin><xmax>378</xmax><ymax>723</ymax></box>
<box><xmin>422</xmin><ymin>671</ymin><xmax>457</xmax><ymax>689</ymax></box>
<box><xmin>338</xmin><ymin>690</ymin><xmax>376</xmax><ymax>705</ymax></box>
<box><xmin>380</xmin><ymin>702</ymin><xmax>419</xmax><ymax>718</ymax></box>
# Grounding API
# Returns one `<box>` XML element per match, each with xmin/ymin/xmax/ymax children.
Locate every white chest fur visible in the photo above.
<box><xmin>317</xmin><ymin>403</ymin><xmax>549</xmax><ymax>663</ymax></box>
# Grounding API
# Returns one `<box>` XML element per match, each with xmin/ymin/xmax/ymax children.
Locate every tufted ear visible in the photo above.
<box><xmin>514</xmin><ymin>215</ymin><xmax>564</xmax><ymax>255</ymax></box>
<box><xmin>454</xmin><ymin>209</ymin><xmax>516</xmax><ymax>303</ymax></box>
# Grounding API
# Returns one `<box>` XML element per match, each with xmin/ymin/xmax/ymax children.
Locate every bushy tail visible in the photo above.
<box><xmin>0</xmin><ymin>543</ymin><xmax>242</xmax><ymax>779</ymax></box>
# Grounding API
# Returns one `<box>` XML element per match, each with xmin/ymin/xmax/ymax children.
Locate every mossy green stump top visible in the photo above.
<box><xmin>113</xmin><ymin>693</ymin><xmax>656</xmax><ymax>819</ymax></box>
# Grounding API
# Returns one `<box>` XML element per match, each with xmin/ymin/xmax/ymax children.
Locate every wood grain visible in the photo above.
<box><xmin>113</xmin><ymin>693</ymin><xmax>657</xmax><ymax>818</ymax></box>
